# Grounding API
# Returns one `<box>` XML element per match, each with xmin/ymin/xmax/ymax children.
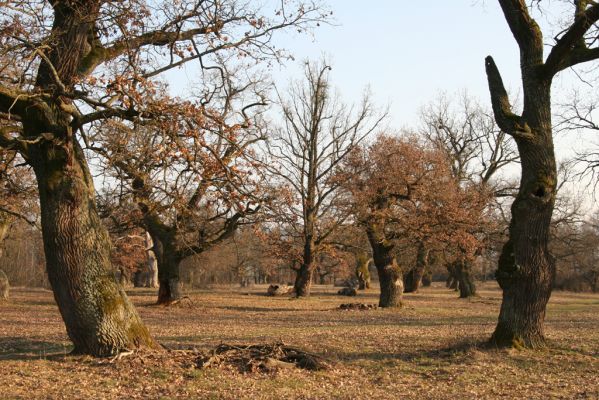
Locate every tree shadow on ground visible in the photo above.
<box><xmin>0</xmin><ymin>336</ymin><xmax>72</xmax><ymax>360</ymax></box>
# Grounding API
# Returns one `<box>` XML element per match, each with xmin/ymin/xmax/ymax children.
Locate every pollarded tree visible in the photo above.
<box><xmin>0</xmin><ymin>0</ymin><xmax>328</xmax><ymax>355</ymax></box>
<box><xmin>485</xmin><ymin>0</ymin><xmax>599</xmax><ymax>348</ymax></box>
<box><xmin>266</xmin><ymin>59</ymin><xmax>385</xmax><ymax>297</ymax></box>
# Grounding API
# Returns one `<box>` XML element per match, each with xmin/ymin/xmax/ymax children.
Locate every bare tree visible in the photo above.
<box><xmin>266</xmin><ymin>59</ymin><xmax>385</xmax><ymax>297</ymax></box>
<box><xmin>485</xmin><ymin>0</ymin><xmax>599</xmax><ymax>348</ymax></box>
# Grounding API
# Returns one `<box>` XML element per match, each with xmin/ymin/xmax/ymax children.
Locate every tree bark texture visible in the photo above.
<box><xmin>30</xmin><ymin>142</ymin><xmax>155</xmax><ymax>355</ymax></box>
<box><xmin>17</xmin><ymin>1</ymin><xmax>155</xmax><ymax>355</ymax></box>
<box><xmin>145</xmin><ymin>232</ymin><xmax>159</xmax><ymax>288</ymax></box>
<box><xmin>455</xmin><ymin>260</ymin><xmax>477</xmax><ymax>298</ymax></box>
<box><xmin>294</xmin><ymin>236</ymin><xmax>315</xmax><ymax>297</ymax></box>
<box><xmin>148</xmin><ymin>233</ymin><xmax>182</xmax><ymax>305</ymax></box>
<box><xmin>485</xmin><ymin>7</ymin><xmax>558</xmax><ymax>347</ymax></box>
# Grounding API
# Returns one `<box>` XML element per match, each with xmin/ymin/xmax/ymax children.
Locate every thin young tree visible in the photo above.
<box><xmin>266</xmin><ymin>60</ymin><xmax>385</xmax><ymax>297</ymax></box>
<box><xmin>485</xmin><ymin>0</ymin><xmax>599</xmax><ymax>348</ymax></box>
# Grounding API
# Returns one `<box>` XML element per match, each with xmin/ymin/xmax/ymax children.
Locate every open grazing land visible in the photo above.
<box><xmin>1</xmin><ymin>283</ymin><xmax>597</xmax><ymax>400</ymax></box>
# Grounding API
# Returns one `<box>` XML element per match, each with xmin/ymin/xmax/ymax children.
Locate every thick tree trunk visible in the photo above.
<box><xmin>6</xmin><ymin>0</ymin><xmax>155</xmax><ymax>356</ymax></box>
<box><xmin>491</xmin><ymin>139</ymin><xmax>556</xmax><ymax>348</ymax></box>
<box><xmin>377</xmin><ymin>260</ymin><xmax>403</xmax><ymax>307</ymax></box>
<box><xmin>404</xmin><ymin>242</ymin><xmax>428</xmax><ymax>293</ymax></box>
<box><xmin>367</xmin><ymin>226</ymin><xmax>402</xmax><ymax>308</ymax></box>
<box><xmin>294</xmin><ymin>238</ymin><xmax>315</xmax><ymax>297</ymax></box>
<box><xmin>487</xmin><ymin>56</ymin><xmax>556</xmax><ymax>348</ymax></box>
<box><xmin>446</xmin><ymin>264</ymin><xmax>459</xmax><ymax>290</ymax></box>
<box><xmin>145</xmin><ymin>232</ymin><xmax>159</xmax><ymax>288</ymax></box>
<box><xmin>456</xmin><ymin>260</ymin><xmax>476</xmax><ymax>298</ymax></box>
<box><xmin>294</xmin><ymin>262</ymin><xmax>313</xmax><ymax>297</ymax></box>
<box><xmin>30</xmin><ymin>141</ymin><xmax>155</xmax><ymax>356</ymax></box>
<box><xmin>151</xmin><ymin>237</ymin><xmax>182</xmax><ymax>305</ymax></box>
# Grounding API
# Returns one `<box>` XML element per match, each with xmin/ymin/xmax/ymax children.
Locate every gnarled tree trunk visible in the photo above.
<box><xmin>0</xmin><ymin>0</ymin><xmax>158</xmax><ymax>357</ymax></box>
<box><xmin>486</xmin><ymin>29</ymin><xmax>557</xmax><ymax>347</ymax></box>
<box><xmin>30</xmin><ymin>140</ymin><xmax>155</xmax><ymax>355</ymax></box>
<box><xmin>294</xmin><ymin>239</ymin><xmax>315</xmax><ymax>297</ymax></box>
<box><xmin>367</xmin><ymin>226</ymin><xmax>402</xmax><ymax>308</ymax></box>
<box><xmin>145</xmin><ymin>232</ymin><xmax>159</xmax><ymax>288</ymax></box>
<box><xmin>149</xmin><ymin>234</ymin><xmax>182</xmax><ymax>305</ymax></box>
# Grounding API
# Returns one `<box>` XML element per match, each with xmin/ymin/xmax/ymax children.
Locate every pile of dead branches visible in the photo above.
<box><xmin>196</xmin><ymin>342</ymin><xmax>330</xmax><ymax>373</ymax></box>
<box><xmin>338</xmin><ymin>303</ymin><xmax>378</xmax><ymax>311</ymax></box>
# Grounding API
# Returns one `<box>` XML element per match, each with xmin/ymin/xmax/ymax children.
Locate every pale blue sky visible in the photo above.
<box><xmin>269</xmin><ymin>1</ymin><xmax>522</xmax><ymax>128</ymax></box>
<box><xmin>167</xmin><ymin>1</ymin><xmax>593</xmax><ymax>175</ymax></box>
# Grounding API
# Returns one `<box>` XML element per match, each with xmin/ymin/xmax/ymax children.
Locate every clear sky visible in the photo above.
<box><xmin>166</xmin><ymin>1</ymin><xmax>594</xmax><ymax>201</ymax></box>
<box><xmin>269</xmin><ymin>1</ymin><xmax>523</xmax><ymax>128</ymax></box>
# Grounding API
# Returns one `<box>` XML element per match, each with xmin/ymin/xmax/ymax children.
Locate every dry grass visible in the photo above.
<box><xmin>0</xmin><ymin>282</ymin><xmax>598</xmax><ymax>399</ymax></box>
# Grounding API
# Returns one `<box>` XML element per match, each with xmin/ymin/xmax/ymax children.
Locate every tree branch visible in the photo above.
<box><xmin>543</xmin><ymin>3</ymin><xmax>599</xmax><ymax>76</ymax></box>
<box><xmin>485</xmin><ymin>56</ymin><xmax>533</xmax><ymax>140</ymax></box>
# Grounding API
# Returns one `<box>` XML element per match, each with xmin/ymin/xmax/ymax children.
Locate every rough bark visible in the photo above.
<box><xmin>0</xmin><ymin>0</ymin><xmax>157</xmax><ymax>357</ymax></box>
<box><xmin>446</xmin><ymin>264</ymin><xmax>459</xmax><ymax>290</ymax></box>
<box><xmin>294</xmin><ymin>236</ymin><xmax>315</xmax><ymax>297</ymax></box>
<box><xmin>294</xmin><ymin>261</ymin><xmax>314</xmax><ymax>297</ymax></box>
<box><xmin>485</xmin><ymin>3</ymin><xmax>561</xmax><ymax>347</ymax></box>
<box><xmin>30</xmin><ymin>141</ymin><xmax>155</xmax><ymax>355</ymax></box>
<box><xmin>145</xmin><ymin>232</ymin><xmax>159</xmax><ymax>288</ymax></box>
<box><xmin>148</xmin><ymin>233</ymin><xmax>182</xmax><ymax>305</ymax></box>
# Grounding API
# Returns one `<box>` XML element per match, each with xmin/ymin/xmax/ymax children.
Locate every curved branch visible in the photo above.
<box><xmin>485</xmin><ymin>56</ymin><xmax>533</xmax><ymax>141</ymax></box>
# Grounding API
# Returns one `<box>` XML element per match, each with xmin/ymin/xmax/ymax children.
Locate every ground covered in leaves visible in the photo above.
<box><xmin>0</xmin><ymin>283</ymin><xmax>598</xmax><ymax>399</ymax></box>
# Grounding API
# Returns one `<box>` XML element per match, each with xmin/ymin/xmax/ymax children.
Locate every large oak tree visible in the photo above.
<box><xmin>0</xmin><ymin>0</ymin><xmax>327</xmax><ymax>356</ymax></box>
<box><xmin>486</xmin><ymin>0</ymin><xmax>599</xmax><ymax>348</ymax></box>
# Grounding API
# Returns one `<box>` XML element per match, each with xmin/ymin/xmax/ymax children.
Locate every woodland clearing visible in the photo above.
<box><xmin>0</xmin><ymin>282</ymin><xmax>597</xmax><ymax>400</ymax></box>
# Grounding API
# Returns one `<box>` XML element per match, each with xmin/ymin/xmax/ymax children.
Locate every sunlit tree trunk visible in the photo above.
<box><xmin>30</xmin><ymin>139</ymin><xmax>155</xmax><ymax>355</ymax></box>
<box><xmin>367</xmin><ymin>225</ymin><xmax>402</xmax><ymax>308</ymax></box>
<box><xmin>13</xmin><ymin>1</ymin><xmax>156</xmax><ymax>355</ymax></box>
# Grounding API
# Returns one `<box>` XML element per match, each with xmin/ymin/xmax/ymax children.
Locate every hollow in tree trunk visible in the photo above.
<box><xmin>486</xmin><ymin>55</ymin><xmax>557</xmax><ymax>349</ymax></box>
